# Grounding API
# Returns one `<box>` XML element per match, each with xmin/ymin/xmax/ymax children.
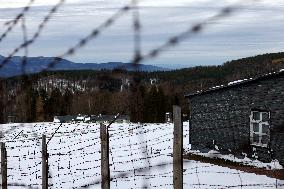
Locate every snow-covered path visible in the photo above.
<box><xmin>0</xmin><ymin>122</ymin><xmax>283</xmax><ymax>188</ymax></box>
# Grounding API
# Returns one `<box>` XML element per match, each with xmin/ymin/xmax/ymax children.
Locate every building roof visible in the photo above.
<box><xmin>55</xmin><ymin>115</ymin><xmax>77</xmax><ymax>122</ymax></box>
<box><xmin>96</xmin><ymin>115</ymin><xmax>115</xmax><ymax>122</ymax></box>
<box><xmin>185</xmin><ymin>69</ymin><xmax>284</xmax><ymax>98</ymax></box>
<box><xmin>92</xmin><ymin>114</ymin><xmax>130</xmax><ymax>122</ymax></box>
<box><xmin>117</xmin><ymin>115</ymin><xmax>130</xmax><ymax>120</ymax></box>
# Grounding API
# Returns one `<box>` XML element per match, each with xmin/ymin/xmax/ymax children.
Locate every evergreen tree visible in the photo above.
<box><xmin>143</xmin><ymin>86</ymin><xmax>167</xmax><ymax>123</ymax></box>
<box><xmin>46</xmin><ymin>88</ymin><xmax>62</xmax><ymax>120</ymax></box>
<box><xmin>30</xmin><ymin>88</ymin><xmax>38</xmax><ymax>122</ymax></box>
<box><xmin>129</xmin><ymin>83</ymin><xmax>145</xmax><ymax>123</ymax></box>
<box><xmin>61</xmin><ymin>89</ymin><xmax>73</xmax><ymax>115</ymax></box>
<box><xmin>36</xmin><ymin>96</ymin><xmax>45</xmax><ymax>122</ymax></box>
<box><xmin>156</xmin><ymin>86</ymin><xmax>166</xmax><ymax>122</ymax></box>
<box><xmin>17</xmin><ymin>78</ymin><xmax>37</xmax><ymax>122</ymax></box>
<box><xmin>39</xmin><ymin>88</ymin><xmax>49</xmax><ymax>120</ymax></box>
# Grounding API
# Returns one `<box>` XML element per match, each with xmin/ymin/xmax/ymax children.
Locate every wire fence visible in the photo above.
<box><xmin>0</xmin><ymin>121</ymin><xmax>282</xmax><ymax>188</ymax></box>
<box><xmin>0</xmin><ymin>0</ymin><xmax>283</xmax><ymax>188</ymax></box>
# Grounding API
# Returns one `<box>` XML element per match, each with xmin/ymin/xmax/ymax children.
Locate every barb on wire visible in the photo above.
<box><xmin>0</xmin><ymin>183</ymin><xmax>39</xmax><ymax>189</ymax></box>
<box><xmin>0</xmin><ymin>0</ymin><xmax>136</xmax><ymax>74</ymax></box>
<box><xmin>0</xmin><ymin>0</ymin><xmax>66</xmax><ymax>69</ymax></box>
<box><xmin>132</xmin><ymin>0</ymin><xmax>142</xmax><ymax>69</ymax></box>
<box><xmin>0</xmin><ymin>0</ymin><xmax>276</xmax><ymax>188</ymax></box>
<box><xmin>79</xmin><ymin>161</ymin><xmax>173</xmax><ymax>189</ymax></box>
<box><xmin>39</xmin><ymin>3</ymin><xmax>136</xmax><ymax>73</ymax></box>
<box><xmin>21</xmin><ymin>16</ymin><xmax>29</xmax><ymax>75</ymax></box>
<box><xmin>47</xmin><ymin>123</ymin><xmax>63</xmax><ymax>144</ymax></box>
<box><xmin>131</xmin><ymin>4</ymin><xmax>241</xmax><ymax>65</ymax></box>
<box><xmin>12</xmin><ymin>130</ymin><xmax>23</xmax><ymax>140</ymax></box>
<box><xmin>0</xmin><ymin>0</ymin><xmax>36</xmax><ymax>44</ymax></box>
<box><xmin>106</xmin><ymin>113</ymin><xmax>122</xmax><ymax>128</ymax></box>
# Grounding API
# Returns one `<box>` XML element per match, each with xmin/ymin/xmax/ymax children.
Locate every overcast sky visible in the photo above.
<box><xmin>0</xmin><ymin>0</ymin><xmax>284</xmax><ymax>68</ymax></box>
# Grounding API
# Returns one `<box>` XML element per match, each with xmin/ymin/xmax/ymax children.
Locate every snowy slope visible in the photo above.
<box><xmin>0</xmin><ymin>122</ymin><xmax>283</xmax><ymax>189</ymax></box>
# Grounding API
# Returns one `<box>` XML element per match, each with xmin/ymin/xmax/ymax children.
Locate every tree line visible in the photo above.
<box><xmin>0</xmin><ymin>52</ymin><xmax>283</xmax><ymax>124</ymax></box>
<box><xmin>0</xmin><ymin>77</ymin><xmax>179</xmax><ymax>123</ymax></box>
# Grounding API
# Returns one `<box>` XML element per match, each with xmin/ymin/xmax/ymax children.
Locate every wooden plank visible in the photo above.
<box><xmin>42</xmin><ymin>135</ymin><xmax>48</xmax><ymax>189</ymax></box>
<box><xmin>100</xmin><ymin>123</ymin><xmax>110</xmax><ymax>189</ymax></box>
<box><xmin>173</xmin><ymin>105</ymin><xmax>183</xmax><ymax>189</ymax></box>
<box><xmin>1</xmin><ymin>142</ymin><xmax>7</xmax><ymax>189</ymax></box>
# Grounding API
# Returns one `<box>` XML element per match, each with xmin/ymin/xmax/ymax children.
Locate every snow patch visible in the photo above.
<box><xmin>188</xmin><ymin>149</ymin><xmax>283</xmax><ymax>170</ymax></box>
<box><xmin>53</xmin><ymin>117</ymin><xmax>60</xmax><ymax>123</ymax></box>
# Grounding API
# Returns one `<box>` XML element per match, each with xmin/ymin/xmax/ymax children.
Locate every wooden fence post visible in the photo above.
<box><xmin>100</xmin><ymin>123</ymin><xmax>110</xmax><ymax>189</ymax></box>
<box><xmin>42</xmin><ymin>134</ymin><xmax>48</xmax><ymax>189</ymax></box>
<box><xmin>173</xmin><ymin>105</ymin><xmax>183</xmax><ymax>189</ymax></box>
<box><xmin>1</xmin><ymin>142</ymin><xmax>7</xmax><ymax>189</ymax></box>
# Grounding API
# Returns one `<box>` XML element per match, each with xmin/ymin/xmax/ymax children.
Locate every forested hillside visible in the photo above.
<box><xmin>0</xmin><ymin>52</ymin><xmax>283</xmax><ymax>123</ymax></box>
<box><xmin>149</xmin><ymin>52</ymin><xmax>284</xmax><ymax>92</ymax></box>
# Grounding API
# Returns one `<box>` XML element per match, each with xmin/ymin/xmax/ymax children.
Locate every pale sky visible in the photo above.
<box><xmin>0</xmin><ymin>0</ymin><xmax>284</xmax><ymax>68</ymax></box>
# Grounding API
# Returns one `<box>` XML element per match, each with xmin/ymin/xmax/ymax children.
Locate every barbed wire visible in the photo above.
<box><xmin>34</xmin><ymin>3</ymin><xmax>137</xmax><ymax>73</ymax></box>
<box><xmin>0</xmin><ymin>0</ymin><xmax>247</xmax><ymax>73</ymax></box>
<box><xmin>1</xmin><ymin>0</ymin><xmax>282</xmax><ymax>188</ymax></box>
<box><xmin>0</xmin><ymin>183</ymin><xmax>39</xmax><ymax>189</ymax></box>
<box><xmin>0</xmin><ymin>0</ymin><xmax>36</xmax><ymax>43</ymax></box>
<box><xmin>131</xmin><ymin>4</ymin><xmax>240</xmax><ymax>65</ymax></box>
<box><xmin>0</xmin><ymin>0</ymin><xmax>139</xmax><ymax>117</ymax></box>
<box><xmin>132</xmin><ymin>0</ymin><xmax>142</xmax><ymax>68</ymax></box>
<box><xmin>42</xmin><ymin>1</ymin><xmax>241</xmax><ymax>72</ymax></box>
<box><xmin>0</xmin><ymin>0</ymin><xmax>66</xmax><ymax>69</ymax></box>
<box><xmin>0</xmin><ymin>0</ymin><xmax>257</xmax><ymax>117</ymax></box>
<box><xmin>1</xmin><ymin>121</ymin><xmax>282</xmax><ymax>188</ymax></box>
<box><xmin>21</xmin><ymin>16</ymin><xmax>29</xmax><ymax>75</ymax></box>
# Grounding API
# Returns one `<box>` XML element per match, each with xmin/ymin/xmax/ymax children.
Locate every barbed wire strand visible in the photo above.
<box><xmin>132</xmin><ymin>0</ymin><xmax>142</xmax><ymax>69</ymax></box>
<box><xmin>21</xmin><ymin>16</ymin><xmax>29</xmax><ymax>75</ymax></box>
<box><xmin>0</xmin><ymin>0</ymin><xmax>36</xmax><ymax>43</ymax></box>
<box><xmin>1</xmin><ymin>0</ymin><xmax>280</xmax><ymax>188</ymax></box>
<box><xmin>131</xmin><ymin>4</ymin><xmax>240</xmax><ymax>65</ymax></box>
<box><xmin>38</xmin><ymin>2</ymin><xmax>137</xmax><ymax>72</ymax></box>
<box><xmin>0</xmin><ymin>0</ymin><xmax>66</xmax><ymax>69</ymax></box>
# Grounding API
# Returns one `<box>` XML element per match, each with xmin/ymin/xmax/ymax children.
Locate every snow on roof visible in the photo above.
<box><xmin>53</xmin><ymin>118</ymin><xmax>60</xmax><ymax>123</ymax></box>
<box><xmin>228</xmin><ymin>80</ymin><xmax>243</xmax><ymax>85</ymax></box>
<box><xmin>186</xmin><ymin>69</ymin><xmax>283</xmax><ymax>97</ymax></box>
<box><xmin>228</xmin><ymin>78</ymin><xmax>249</xmax><ymax>85</ymax></box>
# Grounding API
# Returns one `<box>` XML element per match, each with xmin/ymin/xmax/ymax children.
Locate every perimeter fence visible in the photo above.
<box><xmin>0</xmin><ymin>0</ymin><xmax>283</xmax><ymax>188</ymax></box>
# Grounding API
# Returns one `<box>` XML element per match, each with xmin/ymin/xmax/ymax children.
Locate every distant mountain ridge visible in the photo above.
<box><xmin>0</xmin><ymin>55</ymin><xmax>170</xmax><ymax>77</ymax></box>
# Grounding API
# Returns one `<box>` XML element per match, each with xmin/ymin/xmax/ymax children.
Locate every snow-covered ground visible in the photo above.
<box><xmin>0</xmin><ymin>122</ymin><xmax>283</xmax><ymax>189</ymax></box>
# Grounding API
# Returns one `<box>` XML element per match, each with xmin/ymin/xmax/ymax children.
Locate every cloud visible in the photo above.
<box><xmin>0</xmin><ymin>0</ymin><xmax>284</xmax><ymax>68</ymax></box>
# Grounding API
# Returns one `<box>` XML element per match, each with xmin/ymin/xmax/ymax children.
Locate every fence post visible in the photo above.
<box><xmin>173</xmin><ymin>105</ymin><xmax>183</xmax><ymax>189</ymax></box>
<box><xmin>42</xmin><ymin>134</ymin><xmax>48</xmax><ymax>189</ymax></box>
<box><xmin>1</xmin><ymin>142</ymin><xmax>7</xmax><ymax>189</ymax></box>
<box><xmin>100</xmin><ymin>123</ymin><xmax>110</xmax><ymax>189</ymax></box>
